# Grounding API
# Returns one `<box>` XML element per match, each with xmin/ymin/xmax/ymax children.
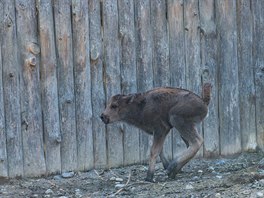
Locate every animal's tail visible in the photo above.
<box><xmin>202</xmin><ymin>83</ymin><xmax>212</xmax><ymax>106</ymax></box>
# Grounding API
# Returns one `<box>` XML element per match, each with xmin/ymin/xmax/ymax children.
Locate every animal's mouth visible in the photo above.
<box><xmin>100</xmin><ymin>114</ymin><xmax>109</xmax><ymax>124</ymax></box>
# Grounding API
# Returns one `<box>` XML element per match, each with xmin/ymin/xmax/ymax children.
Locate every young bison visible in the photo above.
<box><xmin>100</xmin><ymin>83</ymin><xmax>211</xmax><ymax>182</ymax></box>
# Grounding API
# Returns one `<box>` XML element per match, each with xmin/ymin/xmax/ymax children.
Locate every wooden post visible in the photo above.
<box><xmin>216</xmin><ymin>0</ymin><xmax>241</xmax><ymax>155</ymax></box>
<box><xmin>54</xmin><ymin>0</ymin><xmax>77</xmax><ymax>172</ymax></box>
<box><xmin>38</xmin><ymin>0</ymin><xmax>61</xmax><ymax>174</ymax></box>
<box><xmin>199</xmin><ymin>0</ymin><xmax>220</xmax><ymax>157</ymax></box>
<box><xmin>252</xmin><ymin>0</ymin><xmax>264</xmax><ymax>151</ymax></box>
<box><xmin>0</xmin><ymin>1</ymin><xmax>8</xmax><ymax>177</ymax></box>
<box><xmin>118</xmin><ymin>0</ymin><xmax>140</xmax><ymax>165</ymax></box>
<box><xmin>167</xmin><ymin>0</ymin><xmax>188</xmax><ymax>159</ymax></box>
<box><xmin>103</xmin><ymin>0</ymin><xmax>123</xmax><ymax>167</ymax></box>
<box><xmin>16</xmin><ymin>0</ymin><xmax>46</xmax><ymax>176</ymax></box>
<box><xmin>184</xmin><ymin>0</ymin><xmax>203</xmax><ymax>156</ymax></box>
<box><xmin>237</xmin><ymin>0</ymin><xmax>257</xmax><ymax>151</ymax></box>
<box><xmin>134</xmin><ymin>0</ymin><xmax>153</xmax><ymax>163</ymax></box>
<box><xmin>72</xmin><ymin>0</ymin><xmax>94</xmax><ymax>171</ymax></box>
<box><xmin>2</xmin><ymin>0</ymin><xmax>23</xmax><ymax>177</ymax></box>
<box><xmin>89</xmin><ymin>0</ymin><xmax>107</xmax><ymax>169</ymax></box>
<box><xmin>151</xmin><ymin>0</ymin><xmax>172</xmax><ymax>161</ymax></box>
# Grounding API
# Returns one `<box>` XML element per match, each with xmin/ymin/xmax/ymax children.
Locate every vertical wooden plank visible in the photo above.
<box><xmin>89</xmin><ymin>0</ymin><xmax>107</xmax><ymax>168</ymax></box>
<box><xmin>102</xmin><ymin>0</ymin><xmax>123</xmax><ymax>167</ymax></box>
<box><xmin>184</xmin><ymin>0</ymin><xmax>203</xmax><ymax>156</ymax></box>
<box><xmin>0</xmin><ymin>1</ymin><xmax>8</xmax><ymax>177</ymax></box>
<box><xmin>16</xmin><ymin>0</ymin><xmax>46</xmax><ymax>176</ymax></box>
<box><xmin>151</xmin><ymin>0</ymin><xmax>172</xmax><ymax>161</ymax></box>
<box><xmin>72</xmin><ymin>0</ymin><xmax>94</xmax><ymax>171</ymax></box>
<box><xmin>252</xmin><ymin>0</ymin><xmax>264</xmax><ymax>151</ymax></box>
<box><xmin>118</xmin><ymin>0</ymin><xmax>140</xmax><ymax>165</ymax></box>
<box><xmin>134</xmin><ymin>0</ymin><xmax>153</xmax><ymax>163</ymax></box>
<box><xmin>38</xmin><ymin>0</ymin><xmax>61</xmax><ymax>174</ymax></box>
<box><xmin>199</xmin><ymin>0</ymin><xmax>220</xmax><ymax>157</ymax></box>
<box><xmin>167</xmin><ymin>0</ymin><xmax>188</xmax><ymax>159</ymax></box>
<box><xmin>237</xmin><ymin>0</ymin><xmax>257</xmax><ymax>151</ymax></box>
<box><xmin>216</xmin><ymin>0</ymin><xmax>241</xmax><ymax>155</ymax></box>
<box><xmin>2</xmin><ymin>0</ymin><xmax>23</xmax><ymax>177</ymax></box>
<box><xmin>54</xmin><ymin>0</ymin><xmax>77</xmax><ymax>172</ymax></box>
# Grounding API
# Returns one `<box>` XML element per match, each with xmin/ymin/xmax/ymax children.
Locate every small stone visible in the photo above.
<box><xmin>59</xmin><ymin>196</ymin><xmax>68</xmax><ymax>198</ymax></box>
<box><xmin>62</xmin><ymin>171</ymin><xmax>74</xmax><ymax>178</ymax></box>
<box><xmin>115</xmin><ymin>184</ymin><xmax>126</xmax><ymax>189</ymax></box>
<box><xmin>32</xmin><ymin>194</ymin><xmax>39</xmax><ymax>198</ymax></box>
<box><xmin>256</xmin><ymin>192</ymin><xmax>264</xmax><ymax>197</ymax></box>
<box><xmin>259</xmin><ymin>179</ymin><xmax>264</xmax><ymax>185</ymax></box>
<box><xmin>216</xmin><ymin>175</ymin><xmax>222</xmax><ymax>179</ymax></box>
<box><xmin>45</xmin><ymin>189</ymin><xmax>53</xmax><ymax>194</ymax></box>
<box><xmin>185</xmin><ymin>184</ymin><xmax>194</xmax><ymax>190</ymax></box>
<box><xmin>242</xmin><ymin>190</ymin><xmax>251</xmax><ymax>195</ymax></box>
<box><xmin>215</xmin><ymin>193</ymin><xmax>221</xmax><ymax>197</ymax></box>
<box><xmin>110</xmin><ymin>177</ymin><xmax>116</xmax><ymax>181</ymax></box>
<box><xmin>115</xmin><ymin>178</ymin><xmax>124</xmax><ymax>182</ymax></box>
<box><xmin>54</xmin><ymin>175</ymin><xmax>62</xmax><ymax>180</ymax></box>
<box><xmin>198</xmin><ymin>170</ymin><xmax>203</xmax><ymax>173</ymax></box>
<box><xmin>208</xmin><ymin>166</ymin><xmax>215</xmax><ymax>171</ymax></box>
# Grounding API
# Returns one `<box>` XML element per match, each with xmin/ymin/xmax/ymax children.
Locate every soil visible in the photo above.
<box><xmin>0</xmin><ymin>152</ymin><xmax>264</xmax><ymax>198</ymax></box>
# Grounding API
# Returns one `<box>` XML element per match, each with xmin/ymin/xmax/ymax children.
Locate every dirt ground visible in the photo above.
<box><xmin>0</xmin><ymin>152</ymin><xmax>264</xmax><ymax>198</ymax></box>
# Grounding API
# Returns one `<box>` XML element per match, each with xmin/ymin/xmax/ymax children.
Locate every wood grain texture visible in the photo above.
<box><xmin>167</xmin><ymin>0</ymin><xmax>187</xmax><ymax>159</ymax></box>
<box><xmin>89</xmin><ymin>0</ymin><xmax>107</xmax><ymax>169</ymax></box>
<box><xmin>72</xmin><ymin>0</ymin><xmax>94</xmax><ymax>171</ymax></box>
<box><xmin>2</xmin><ymin>0</ymin><xmax>23</xmax><ymax>177</ymax></box>
<box><xmin>237</xmin><ymin>0</ymin><xmax>257</xmax><ymax>151</ymax></box>
<box><xmin>54</xmin><ymin>0</ymin><xmax>77</xmax><ymax>172</ymax></box>
<box><xmin>16</xmin><ymin>0</ymin><xmax>46</xmax><ymax>176</ymax></box>
<box><xmin>216</xmin><ymin>0</ymin><xmax>241</xmax><ymax>155</ymax></box>
<box><xmin>0</xmin><ymin>1</ymin><xmax>8</xmax><ymax>177</ymax></box>
<box><xmin>199</xmin><ymin>0</ymin><xmax>220</xmax><ymax>157</ymax></box>
<box><xmin>134</xmin><ymin>0</ymin><xmax>153</xmax><ymax>163</ymax></box>
<box><xmin>38</xmin><ymin>0</ymin><xmax>61</xmax><ymax>174</ymax></box>
<box><xmin>252</xmin><ymin>0</ymin><xmax>264</xmax><ymax>151</ymax></box>
<box><xmin>118</xmin><ymin>0</ymin><xmax>140</xmax><ymax>165</ymax></box>
<box><xmin>103</xmin><ymin>0</ymin><xmax>123</xmax><ymax>167</ymax></box>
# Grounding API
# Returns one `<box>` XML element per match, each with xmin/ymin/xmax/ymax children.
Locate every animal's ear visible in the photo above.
<box><xmin>125</xmin><ymin>94</ymin><xmax>146</xmax><ymax>106</ymax></box>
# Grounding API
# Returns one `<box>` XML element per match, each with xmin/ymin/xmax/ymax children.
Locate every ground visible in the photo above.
<box><xmin>0</xmin><ymin>152</ymin><xmax>264</xmax><ymax>198</ymax></box>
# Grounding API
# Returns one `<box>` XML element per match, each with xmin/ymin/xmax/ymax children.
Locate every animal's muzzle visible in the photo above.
<box><xmin>100</xmin><ymin>114</ymin><xmax>109</xmax><ymax>124</ymax></box>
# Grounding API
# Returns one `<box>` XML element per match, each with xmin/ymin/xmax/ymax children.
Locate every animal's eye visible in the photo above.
<box><xmin>111</xmin><ymin>104</ymin><xmax>118</xmax><ymax>109</ymax></box>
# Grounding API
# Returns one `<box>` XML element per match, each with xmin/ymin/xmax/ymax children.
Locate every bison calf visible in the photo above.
<box><xmin>100</xmin><ymin>83</ymin><xmax>211</xmax><ymax>182</ymax></box>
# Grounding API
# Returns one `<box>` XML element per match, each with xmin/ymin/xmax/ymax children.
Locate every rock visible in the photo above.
<box><xmin>115</xmin><ymin>178</ymin><xmax>124</xmax><ymax>182</ymax></box>
<box><xmin>54</xmin><ymin>175</ymin><xmax>62</xmax><ymax>180</ymax></box>
<box><xmin>216</xmin><ymin>175</ymin><xmax>222</xmax><ymax>179</ymax></box>
<box><xmin>62</xmin><ymin>172</ymin><xmax>74</xmax><ymax>178</ymax></box>
<box><xmin>45</xmin><ymin>189</ymin><xmax>53</xmax><ymax>194</ymax></box>
<box><xmin>215</xmin><ymin>193</ymin><xmax>221</xmax><ymax>197</ymax></box>
<box><xmin>185</xmin><ymin>184</ymin><xmax>194</xmax><ymax>190</ymax></box>
<box><xmin>110</xmin><ymin>177</ymin><xmax>116</xmax><ymax>181</ymax></box>
<box><xmin>259</xmin><ymin>158</ymin><xmax>264</xmax><ymax>170</ymax></box>
<box><xmin>75</xmin><ymin>189</ymin><xmax>82</xmax><ymax>197</ymax></box>
<box><xmin>115</xmin><ymin>184</ymin><xmax>126</xmax><ymax>189</ymax></box>
<box><xmin>256</xmin><ymin>192</ymin><xmax>264</xmax><ymax>197</ymax></box>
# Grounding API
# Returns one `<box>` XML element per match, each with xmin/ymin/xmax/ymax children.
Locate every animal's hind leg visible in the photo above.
<box><xmin>159</xmin><ymin>147</ymin><xmax>169</xmax><ymax>169</ymax></box>
<box><xmin>167</xmin><ymin>117</ymin><xmax>203</xmax><ymax>179</ymax></box>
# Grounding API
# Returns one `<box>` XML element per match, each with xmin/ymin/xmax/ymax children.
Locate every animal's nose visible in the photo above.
<box><xmin>100</xmin><ymin>113</ymin><xmax>109</xmax><ymax>124</ymax></box>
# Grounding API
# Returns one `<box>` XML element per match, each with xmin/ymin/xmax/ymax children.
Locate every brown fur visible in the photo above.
<box><xmin>101</xmin><ymin>84</ymin><xmax>211</xmax><ymax>182</ymax></box>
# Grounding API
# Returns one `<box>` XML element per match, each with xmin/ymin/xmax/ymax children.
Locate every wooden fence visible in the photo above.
<box><xmin>0</xmin><ymin>0</ymin><xmax>263</xmax><ymax>178</ymax></box>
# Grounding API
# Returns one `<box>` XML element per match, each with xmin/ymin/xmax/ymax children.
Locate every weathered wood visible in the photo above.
<box><xmin>54</xmin><ymin>0</ymin><xmax>77</xmax><ymax>172</ymax></box>
<box><xmin>199</xmin><ymin>0</ymin><xmax>219</xmax><ymax>157</ymax></box>
<box><xmin>38</xmin><ymin>0</ymin><xmax>61</xmax><ymax>174</ymax></box>
<box><xmin>0</xmin><ymin>1</ymin><xmax>8</xmax><ymax>177</ymax></box>
<box><xmin>103</xmin><ymin>0</ymin><xmax>123</xmax><ymax>167</ymax></box>
<box><xmin>216</xmin><ymin>0</ymin><xmax>241</xmax><ymax>155</ymax></box>
<box><xmin>167</xmin><ymin>0</ymin><xmax>188</xmax><ymax>159</ymax></box>
<box><xmin>184</xmin><ymin>0</ymin><xmax>203</xmax><ymax>157</ymax></box>
<box><xmin>2</xmin><ymin>0</ymin><xmax>23</xmax><ymax>177</ymax></box>
<box><xmin>16</xmin><ymin>0</ymin><xmax>46</xmax><ymax>176</ymax></box>
<box><xmin>252</xmin><ymin>0</ymin><xmax>264</xmax><ymax>151</ymax></box>
<box><xmin>237</xmin><ymin>0</ymin><xmax>257</xmax><ymax>151</ymax></box>
<box><xmin>72</xmin><ymin>0</ymin><xmax>94</xmax><ymax>171</ymax></box>
<box><xmin>89</xmin><ymin>0</ymin><xmax>107</xmax><ymax>169</ymax></box>
<box><xmin>118</xmin><ymin>0</ymin><xmax>140</xmax><ymax>165</ymax></box>
<box><xmin>151</xmin><ymin>0</ymin><xmax>172</xmax><ymax>161</ymax></box>
<box><xmin>134</xmin><ymin>0</ymin><xmax>153</xmax><ymax>163</ymax></box>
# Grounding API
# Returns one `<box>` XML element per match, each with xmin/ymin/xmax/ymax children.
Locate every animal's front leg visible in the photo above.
<box><xmin>145</xmin><ymin>133</ymin><xmax>166</xmax><ymax>182</ymax></box>
<box><xmin>159</xmin><ymin>148</ymin><xmax>169</xmax><ymax>169</ymax></box>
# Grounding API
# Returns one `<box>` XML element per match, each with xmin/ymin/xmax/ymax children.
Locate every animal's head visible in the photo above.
<box><xmin>100</xmin><ymin>93</ymin><xmax>145</xmax><ymax>124</ymax></box>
